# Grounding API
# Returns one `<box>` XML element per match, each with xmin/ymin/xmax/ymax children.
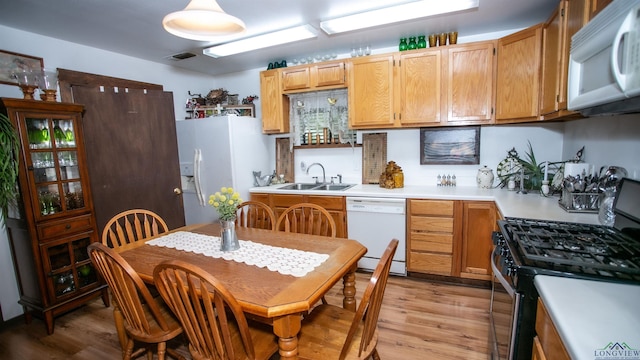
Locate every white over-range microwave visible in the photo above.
<box><xmin>568</xmin><ymin>1</ymin><xmax>640</xmax><ymax>116</ymax></box>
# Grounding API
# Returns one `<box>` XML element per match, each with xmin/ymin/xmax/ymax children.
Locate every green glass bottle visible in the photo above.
<box><xmin>399</xmin><ymin>38</ymin><xmax>408</xmax><ymax>51</ymax></box>
<box><xmin>417</xmin><ymin>35</ymin><xmax>427</xmax><ymax>49</ymax></box>
<box><xmin>408</xmin><ymin>37</ymin><xmax>417</xmax><ymax>50</ymax></box>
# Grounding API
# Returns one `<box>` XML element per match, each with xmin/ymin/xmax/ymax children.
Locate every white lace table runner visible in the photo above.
<box><xmin>146</xmin><ymin>231</ymin><xmax>329</xmax><ymax>277</ymax></box>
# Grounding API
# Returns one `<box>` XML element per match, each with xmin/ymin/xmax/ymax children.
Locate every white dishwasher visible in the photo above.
<box><xmin>346</xmin><ymin>197</ymin><xmax>406</xmax><ymax>276</ymax></box>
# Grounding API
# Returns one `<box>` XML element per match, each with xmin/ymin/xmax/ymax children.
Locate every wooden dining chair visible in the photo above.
<box><xmin>102</xmin><ymin>209</ymin><xmax>169</xmax><ymax>251</ymax></box>
<box><xmin>101</xmin><ymin>208</ymin><xmax>169</xmax><ymax>351</ymax></box>
<box><xmin>87</xmin><ymin>243</ymin><xmax>185</xmax><ymax>360</ymax></box>
<box><xmin>153</xmin><ymin>260</ymin><xmax>279</xmax><ymax>360</ymax></box>
<box><xmin>275</xmin><ymin>203</ymin><xmax>337</xmax><ymax>237</ymax></box>
<box><xmin>296</xmin><ymin>239</ymin><xmax>399</xmax><ymax>360</ymax></box>
<box><xmin>236</xmin><ymin>200</ymin><xmax>276</xmax><ymax>230</ymax></box>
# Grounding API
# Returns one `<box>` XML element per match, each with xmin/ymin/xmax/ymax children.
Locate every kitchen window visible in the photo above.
<box><xmin>287</xmin><ymin>89</ymin><xmax>356</xmax><ymax>147</ymax></box>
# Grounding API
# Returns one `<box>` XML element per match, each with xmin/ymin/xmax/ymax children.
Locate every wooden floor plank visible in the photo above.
<box><xmin>0</xmin><ymin>273</ymin><xmax>492</xmax><ymax>359</ymax></box>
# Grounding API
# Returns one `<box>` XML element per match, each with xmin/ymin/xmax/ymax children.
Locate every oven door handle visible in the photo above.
<box><xmin>491</xmin><ymin>246</ymin><xmax>515</xmax><ymax>298</ymax></box>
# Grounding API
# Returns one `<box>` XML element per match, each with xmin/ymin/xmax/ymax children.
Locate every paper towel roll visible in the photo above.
<box><xmin>564</xmin><ymin>162</ymin><xmax>590</xmax><ymax>178</ymax></box>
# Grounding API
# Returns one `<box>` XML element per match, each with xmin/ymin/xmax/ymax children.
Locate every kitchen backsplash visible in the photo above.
<box><xmin>267</xmin><ymin>115</ymin><xmax>639</xmax><ymax>188</ymax></box>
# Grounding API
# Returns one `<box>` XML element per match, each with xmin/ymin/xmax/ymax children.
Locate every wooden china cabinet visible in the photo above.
<box><xmin>0</xmin><ymin>98</ymin><xmax>109</xmax><ymax>334</ymax></box>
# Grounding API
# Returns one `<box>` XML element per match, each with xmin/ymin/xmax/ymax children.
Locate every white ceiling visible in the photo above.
<box><xmin>0</xmin><ymin>0</ymin><xmax>558</xmax><ymax>76</ymax></box>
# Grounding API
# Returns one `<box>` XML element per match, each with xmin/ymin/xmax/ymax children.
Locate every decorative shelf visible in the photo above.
<box><xmin>293</xmin><ymin>143</ymin><xmax>361</xmax><ymax>149</ymax></box>
<box><xmin>186</xmin><ymin>104</ymin><xmax>255</xmax><ymax>118</ymax></box>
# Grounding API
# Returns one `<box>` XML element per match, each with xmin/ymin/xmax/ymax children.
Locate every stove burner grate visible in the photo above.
<box><xmin>503</xmin><ymin>218</ymin><xmax>640</xmax><ymax>277</ymax></box>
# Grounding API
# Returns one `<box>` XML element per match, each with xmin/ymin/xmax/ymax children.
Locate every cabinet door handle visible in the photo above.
<box><xmin>174</xmin><ymin>187</ymin><xmax>182</xmax><ymax>195</ymax></box>
<box><xmin>65</xmin><ymin>224</ymin><xmax>71</xmax><ymax>230</ymax></box>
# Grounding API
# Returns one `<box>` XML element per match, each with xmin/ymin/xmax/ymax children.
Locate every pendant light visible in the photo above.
<box><xmin>163</xmin><ymin>0</ymin><xmax>246</xmax><ymax>41</ymax></box>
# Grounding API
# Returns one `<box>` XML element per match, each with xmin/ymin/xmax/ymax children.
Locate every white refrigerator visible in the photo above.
<box><xmin>176</xmin><ymin>115</ymin><xmax>270</xmax><ymax>225</ymax></box>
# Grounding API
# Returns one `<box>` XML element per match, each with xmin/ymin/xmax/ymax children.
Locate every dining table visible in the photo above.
<box><xmin>117</xmin><ymin>222</ymin><xmax>367</xmax><ymax>360</ymax></box>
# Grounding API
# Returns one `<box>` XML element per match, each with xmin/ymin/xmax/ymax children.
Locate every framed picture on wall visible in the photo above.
<box><xmin>420</xmin><ymin>126</ymin><xmax>480</xmax><ymax>165</ymax></box>
<box><xmin>0</xmin><ymin>50</ymin><xmax>44</xmax><ymax>85</ymax></box>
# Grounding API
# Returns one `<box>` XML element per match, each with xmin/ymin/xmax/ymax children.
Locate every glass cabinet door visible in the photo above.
<box><xmin>25</xmin><ymin>116</ymin><xmax>87</xmax><ymax>219</ymax></box>
<box><xmin>42</xmin><ymin>234</ymin><xmax>97</xmax><ymax>300</ymax></box>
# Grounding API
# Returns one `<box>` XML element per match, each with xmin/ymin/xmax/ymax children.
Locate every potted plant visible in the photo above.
<box><xmin>496</xmin><ymin>141</ymin><xmax>563</xmax><ymax>192</ymax></box>
<box><xmin>0</xmin><ymin>112</ymin><xmax>20</xmax><ymax>220</ymax></box>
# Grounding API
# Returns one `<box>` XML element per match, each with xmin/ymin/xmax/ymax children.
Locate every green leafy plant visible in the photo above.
<box><xmin>496</xmin><ymin>141</ymin><xmax>562</xmax><ymax>191</ymax></box>
<box><xmin>0</xmin><ymin>112</ymin><xmax>19</xmax><ymax>219</ymax></box>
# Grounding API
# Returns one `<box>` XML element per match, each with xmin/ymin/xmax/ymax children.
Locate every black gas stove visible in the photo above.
<box><xmin>497</xmin><ymin>217</ymin><xmax>640</xmax><ymax>286</ymax></box>
<box><xmin>490</xmin><ymin>178</ymin><xmax>640</xmax><ymax>360</ymax></box>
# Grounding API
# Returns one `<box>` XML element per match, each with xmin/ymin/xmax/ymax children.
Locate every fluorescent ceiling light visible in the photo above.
<box><xmin>320</xmin><ymin>0</ymin><xmax>479</xmax><ymax>35</ymax></box>
<box><xmin>203</xmin><ymin>25</ymin><xmax>317</xmax><ymax>58</ymax></box>
<box><xmin>163</xmin><ymin>0</ymin><xmax>246</xmax><ymax>41</ymax></box>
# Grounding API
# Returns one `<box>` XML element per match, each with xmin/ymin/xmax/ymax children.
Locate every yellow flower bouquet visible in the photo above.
<box><xmin>208</xmin><ymin>187</ymin><xmax>243</xmax><ymax>221</ymax></box>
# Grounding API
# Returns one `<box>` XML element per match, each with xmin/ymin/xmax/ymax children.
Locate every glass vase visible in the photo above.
<box><xmin>598</xmin><ymin>190</ymin><xmax>616</xmax><ymax>226</ymax></box>
<box><xmin>408</xmin><ymin>37</ymin><xmax>417</xmax><ymax>50</ymax></box>
<box><xmin>399</xmin><ymin>38</ymin><xmax>408</xmax><ymax>51</ymax></box>
<box><xmin>417</xmin><ymin>35</ymin><xmax>427</xmax><ymax>49</ymax></box>
<box><xmin>220</xmin><ymin>219</ymin><xmax>240</xmax><ymax>251</ymax></box>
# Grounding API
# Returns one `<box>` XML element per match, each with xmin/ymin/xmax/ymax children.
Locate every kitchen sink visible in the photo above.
<box><xmin>277</xmin><ymin>183</ymin><xmax>356</xmax><ymax>191</ymax></box>
<box><xmin>312</xmin><ymin>184</ymin><xmax>356</xmax><ymax>191</ymax></box>
<box><xmin>278</xmin><ymin>183</ymin><xmax>319</xmax><ymax>190</ymax></box>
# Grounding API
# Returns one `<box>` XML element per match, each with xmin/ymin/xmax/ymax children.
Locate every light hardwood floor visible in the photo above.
<box><xmin>0</xmin><ymin>273</ymin><xmax>492</xmax><ymax>359</ymax></box>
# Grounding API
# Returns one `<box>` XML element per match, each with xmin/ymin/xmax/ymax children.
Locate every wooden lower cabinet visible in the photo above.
<box><xmin>535</xmin><ymin>299</ymin><xmax>570</xmax><ymax>360</ymax></box>
<box><xmin>407</xmin><ymin>199</ymin><xmax>458</xmax><ymax>275</ymax></box>
<box><xmin>460</xmin><ymin>201</ymin><xmax>497</xmax><ymax>280</ymax></box>
<box><xmin>408</xmin><ymin>198</ymin><xmax>496</xmax><ymax>280</ymax></box>
<box><xmin>250</xmin><ymin>193</ymin><xmax>347</xmax><ymax>238</ymax></box>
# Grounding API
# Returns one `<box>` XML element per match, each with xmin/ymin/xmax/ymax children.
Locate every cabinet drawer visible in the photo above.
<box><xmin>272</xmin><ymin>194</ymin><xmax>305</xmax><ymax>208</ymax></box>
<box><xmin>410</xmin><ymin>216</ymin><xmax>454</xmax><ymax>233</ymax></box>
<box><xmin>307</xmin><ymin>195</ymin><xmax>345</xmax><ymax>211</ymax></box>
<box><xmin>410</xmin><ymin>199</ymin><xmax>454</xmax><ymax>216</ymax></box>
<box><xmin>409</xmin><ymin>252</ymin><xmax>452</xmax><ymax>275</ymax></box>
<box><xmin>37</xmin><ymin>214</ymin><xmax>94</xmax><ymax>241</ymax></box>
<box><xmin>410</xmin><ymin>233</ymin><xmax>453</xmax><ymax>253</ymax></box>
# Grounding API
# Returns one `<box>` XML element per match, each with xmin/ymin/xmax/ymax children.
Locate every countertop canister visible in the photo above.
<box><xmin>477</xmin><ymin>166</ymin><xmax>495</xmax><ymax>189</ymax></box>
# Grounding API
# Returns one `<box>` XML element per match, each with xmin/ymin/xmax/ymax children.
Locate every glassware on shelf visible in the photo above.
<box><xmin>37</xmin><ymin>69</ymin><xmax>58</xmax><ymax>102</ymax></box>
<box><xmin>13</xmin><ymin>69</ymin><xmax>39</xmax><ymax>100</ymax></box>
<box><xmin>408</xmin><ymin>37</ymin><xmax>417</xmax><ymax>50</ymax></box>
<box><xmin>417</xmin><ymin>35</ymin><xmax>427</xmax><ymax>49</ymax></box>
<box><xmin>438</xmin><ymin>33</ymin><xmax>448</xmax><ymax>46</ymax></box>
<box><xmin>399</xmin><ymin>38</ymin><xmax>408</xmax><ymax>51</ymax></box>
<box><xmin>428</xmin><ymin>34</ymin><xmax>437</xmax><ymax>47</ymax></box>
<box><xmin>54</xmin><ymin>123</ymin><xmax>66</xmax><ymax>146</ymax></box>
<box><xmin>38</xmin><ymin>187</ymin><xmax>61</xmax><ymax>215</ymax></box>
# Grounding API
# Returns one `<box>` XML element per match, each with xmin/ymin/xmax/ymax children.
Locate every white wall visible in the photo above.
<box><xmin>0</xmin><ymin>25</ymin><xmax>220</xmax><ymax>320</ymax></box>
<box><xmin>562</xmin><ymin>114</ymin><xmax>640</xmax><ymax>179</ymax></box>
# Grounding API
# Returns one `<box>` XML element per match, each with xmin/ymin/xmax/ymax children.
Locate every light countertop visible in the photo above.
<box><xmin>534</xmin><ymin>275</ymin><xmax>640</xmax><ymax>359</ymax></box>
<box><xmin>250</xmin><ymin>184</ymin><xmax>599</xmax><ymax>225</ymax></box>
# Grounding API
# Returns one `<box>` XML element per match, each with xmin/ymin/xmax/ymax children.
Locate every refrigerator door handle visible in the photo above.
<box><xmin>194</xmin><ymin>148</ymin><xmax>206</xmax><ymax>206</ymax></box>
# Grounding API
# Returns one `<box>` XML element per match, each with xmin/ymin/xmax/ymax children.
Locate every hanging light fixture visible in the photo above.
<box><xmin>163</xmin><ymin>0</ymin><xmax>246</xmax><ymax>41</ymax></box>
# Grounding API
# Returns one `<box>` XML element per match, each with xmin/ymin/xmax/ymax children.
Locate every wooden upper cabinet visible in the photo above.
<box><xmin>496</xmin><ymin>24</ymin><xmax>543</xmax><ymax>123</ymax></box>
<box><xmin>398</xmin><ymin>49</ymin><xmax>443</xmax><ymax>126</ymax></box>
<box><xmin>315</xmin><ymin>61</ymin><xmax>346</xmax><ymax>87</ymax></box>
<box><xmin>540</xmin><ymin>3</ymin><xmax>565</xmax><ymax>116</ymax></box>
<box><xmin>590</xmin><ymin>0</ymin><xmax>612</xmax><ymax>19</ymax></box>
<box><xmin>445</xmin><ymin>41</ymin><xmax>496</xmax><ymax>124</ymax></box>
<box><xmin>281</xmin><ymin>61</ymin><xmax>347</xmax><ymax>93</ymax></box>
<box><xmin>348</xmin><ymin>54</ymin><xmax>396</xmax><ymax>128</ymax></box>
<box><xmin>350</xmin><ymin>41</ymin><xmax>495</xmax><ymax>129</ymax></box>
<box><xmin>282</xmin><ymin>66</ymin><xmax>311</xmax><ymax>91</ymax></box>
<box><xmin>259</xmin><ymin>69</ymin><xmax>289</xmax><ymax>134</ymax></box>
<box><xmin>540</xmin><ymin>0</ymin><xmax>588</xmax><ymax>120</ymax></box>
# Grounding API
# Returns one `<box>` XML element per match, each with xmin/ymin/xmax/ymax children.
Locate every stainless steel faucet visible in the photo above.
<box><xmin>306</xmin><ymin>163</ymin><xmax>326</xmax><ymax>184</ymax></box>
<box><xmin>517</xmin><ymin>167</ymin><xmax>528</xmax><ymax>194</ymax></box>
